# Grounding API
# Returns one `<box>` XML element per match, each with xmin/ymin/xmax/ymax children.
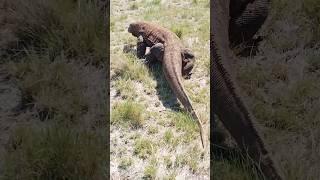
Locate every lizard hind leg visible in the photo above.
<box><xmin>136</xmin><ymin>35</ymin><xmax>147</xmax><ymax>59</ymax></box>
<box><xmin>181</xmin><ymin>48</ymin><xmax>195</xmax><ymax>79</ymax></box>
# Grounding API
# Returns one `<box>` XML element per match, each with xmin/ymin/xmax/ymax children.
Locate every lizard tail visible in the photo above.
<box><xmin>162</xmin><ymin>42</ymin><xmax>206</xmax><ymax>148</ymax></box>
<box><xmin>190</xmin><ymin>110</ymin><xmax>205</xmax><ymax>148</ymax></box>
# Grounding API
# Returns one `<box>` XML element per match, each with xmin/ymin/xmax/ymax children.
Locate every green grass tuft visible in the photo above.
<box><xmin>170</xmin><ymin>112</ymin><xmax>199</xmax><ymax>143</ymax></box>
<box><xmin>7</xmin><ymin>52</ymin><xmax>88</xmax><ymax>121</ymax></box>
<box><xmin>2</xmin><ymin>125</ymin><xmax>107</xmax><ymax>180</ymax></box>
<box><xmin>7</xmin><ymin>0</ymin><xmax>106</xmax><ymax>65</ymax></box>
<box><xmin>148</xmin><ymin>126</ymin><xmax>159</xmax><ymax>134</ymax></box>
<box><xmin>134</xmin><ymin>138</ymin><xmax>157</xmax><ymax>159</ymax></box>
<box><xmin>111</xmin><ymin>53</ymin><xmax>152</xmax><ymax>85</ymax></box>
<box><xmin>164</xmin><ymin>130</ymin><xmax>174</xmax><ymax>144</ymax></box>
<box><xmin>163</xmin><ymin>156</ymin><xmax>173</xmax><ymax>169</ymax></box>
<box><xmin>114</xmin><ymin>79</ymin><xmax>137</xmax><ymax>100</ymax></box>
<box><xmin>130</xmin><ymin>3</ymin><xmax>138</xmax><ymax>10</ymax></box>
<box><xmin>144</xmin><ymin>165</ymin><xmax>157</xmax><ymax>179</ymax></box>
<box><xmin>119</xmin><ymin>157</ymin><xmax>133</xmax><ymax>170</ymax></box>
<box><xmin>111</xmin><ymin>100</ymin><xmax>145</xmax><ymax>128</ymax></box>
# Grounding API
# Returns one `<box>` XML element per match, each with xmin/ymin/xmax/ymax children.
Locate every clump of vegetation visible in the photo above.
<box><xmin>134</xmin><ymin>138</ymin><xmax>157</xmax><ymax>159</ymax></box>
<box><xmin>111</xmin><ymin>100</ymin><xmax>145</xmax><ymax>128</ymax></box>
<box><xmin>306</xmin><ymin>52</ymin><xmax>320</xmax><ymax>72</ymax></box>
<box><xmin>173</xmin><ymin>28</ymin><xmax>183</xmax><ymax>39</ymax></box>
<box><xmin>6</xmin><ymin>0</ymin><xmax>106</xmax><ymax>65</ymax></box>
<box><xmin>143</xmin><ymin>165</ymin><xmax>157</xmax><ymax>179</ymax></box>
<box><xmin>174</xmin><ymin>146</ymin><xmax>201</xmax><ymax>173</ymax></box>
<box><xmin>146</xmin><ymin>0</ymin><xmax>162</xmax><ymax>6</ymax></box>
<box><xmin>164</xmin><ymin>129</ymin><xmax>174</xmax><ymax>144</ymax></box>
<box><xmin>7</xmin><ymin>52</ymin><xmax>88</xmax><ymax>121</ymax></box>
<box><xmin>119</xmin><ymin>157</ymin><xmax>133</xmax><ymax>170</ymax></box>
<box><xmin>0</xmin><ymin>0</ymin><xmax>107</xmax><ymax>179</ymax></box>
<box><xmin>213</xmin><ymin>150</ymin><xmax>261</xmax><ymax>180</ymax></box>
<box><xmin>163</xmin><ymin>156</ymin><xmax>173</xmax><ymax>169</ymax></box>
<box><xmin>170</xmin><ymin>25</ymin><xmax>189</xmax><ymax>39</ymax></box>
<box><xmin>172</xmin><ymin>112</ymin><xmax>198</xmax><ymax>133</ymax></box>
<box><xmin>2</xmin><ymin>124</ymin><xmax>107</xmax><ymax>179</ymax></box>
<box><xmin>114</xmin><ymin>79</ymin><xmax>137</xmax><ymax>100</ymax></box>
<box><xmin>164</xmin><ymin>172</ymin><xmax>177</xmax><ymax>180</ymax></box>
<box><xmin>130</xmin><ymin>2</ymin><xmax>138</xmax><ymax>10</ymax></box>
<box><xmin>303</xmin><ymin>0</ymin><xmax>320</xmax><ymax>22</ymax></box>
<box><xmin>148</xmin><ymin>125</ymin><xmax>159</xmax><ymax>134</ymax></box>
<box><xmin>143</xmin><ymin>158</ymin><xmax>158</xmax><ymax>179</ymax></box>
<box><xmin>111</xmin><ymin>54</ymin><xmax>152</xmax><ymax>84</ymax></box>
<box><xmin>170</xmin><ymin>112</ymin><xmax>199</xmax><ymax>143</ymax></box>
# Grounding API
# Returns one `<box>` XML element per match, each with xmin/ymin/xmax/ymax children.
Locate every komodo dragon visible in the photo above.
<box><xmin>212</xmin><ymin>0</ymin><xmax>284</xmax><ymax>179</ymax></box>
<box><xmin>128</xmin><ymin>22</ymin><xmax>206</xmax><ymax>148</ymax></box>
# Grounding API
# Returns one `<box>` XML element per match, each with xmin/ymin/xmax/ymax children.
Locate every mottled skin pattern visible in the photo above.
<box><xmin>128</xmin><ymin>22</ymin><xmax>206</xmax><ymax>148</ymax></box>
<box><xmin>212</xmin><ymin>0</ymin><xmax>284</xmax><ymax>179</ymax></box>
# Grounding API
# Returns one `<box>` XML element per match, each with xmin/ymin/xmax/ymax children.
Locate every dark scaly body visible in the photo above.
<box><xmin>229</xmin><ymin>0</ymin><xmax>270</xmax><ymax>46</ymax></box>
<box><xmin>128</xmin><ymin>22</ymin><xmax>205</xmax><ymax>148</ymax></box>
<box><xmin>211</xmin><ymin>0</ymin><xmax>283</xmax><ymax>179</ymax></box>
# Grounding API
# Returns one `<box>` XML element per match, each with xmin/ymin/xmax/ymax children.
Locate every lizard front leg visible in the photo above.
<box><xmin>137</xmin><ymin>35</ymin><xmax>147</xmax><ymax>59</ymax></box>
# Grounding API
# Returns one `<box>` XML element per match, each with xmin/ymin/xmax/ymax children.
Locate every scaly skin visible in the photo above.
<box><xmin>143</xmin><ymin>43</ymin><xmax>195</xmax><ymax>79</ymax></box>
<box><xmin>229</xmin><ymin>0</ymin><xmax>270</xmax><ymax>47</ymax></box>
<box><xmin>211</xmin><ymin>0</ymin><xmax>284</xmax><ymax>179</ymax></box>
<box><xmin>128</xmin><ymin>21</ymin><xmax>206</xmax><ymax>148</ymax></box>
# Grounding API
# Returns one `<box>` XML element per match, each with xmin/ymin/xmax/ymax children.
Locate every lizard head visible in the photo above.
<box><xmin>128</xmin><ymin>22</ymin><xmax>147</xmax><ymax>37</ymax></box>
